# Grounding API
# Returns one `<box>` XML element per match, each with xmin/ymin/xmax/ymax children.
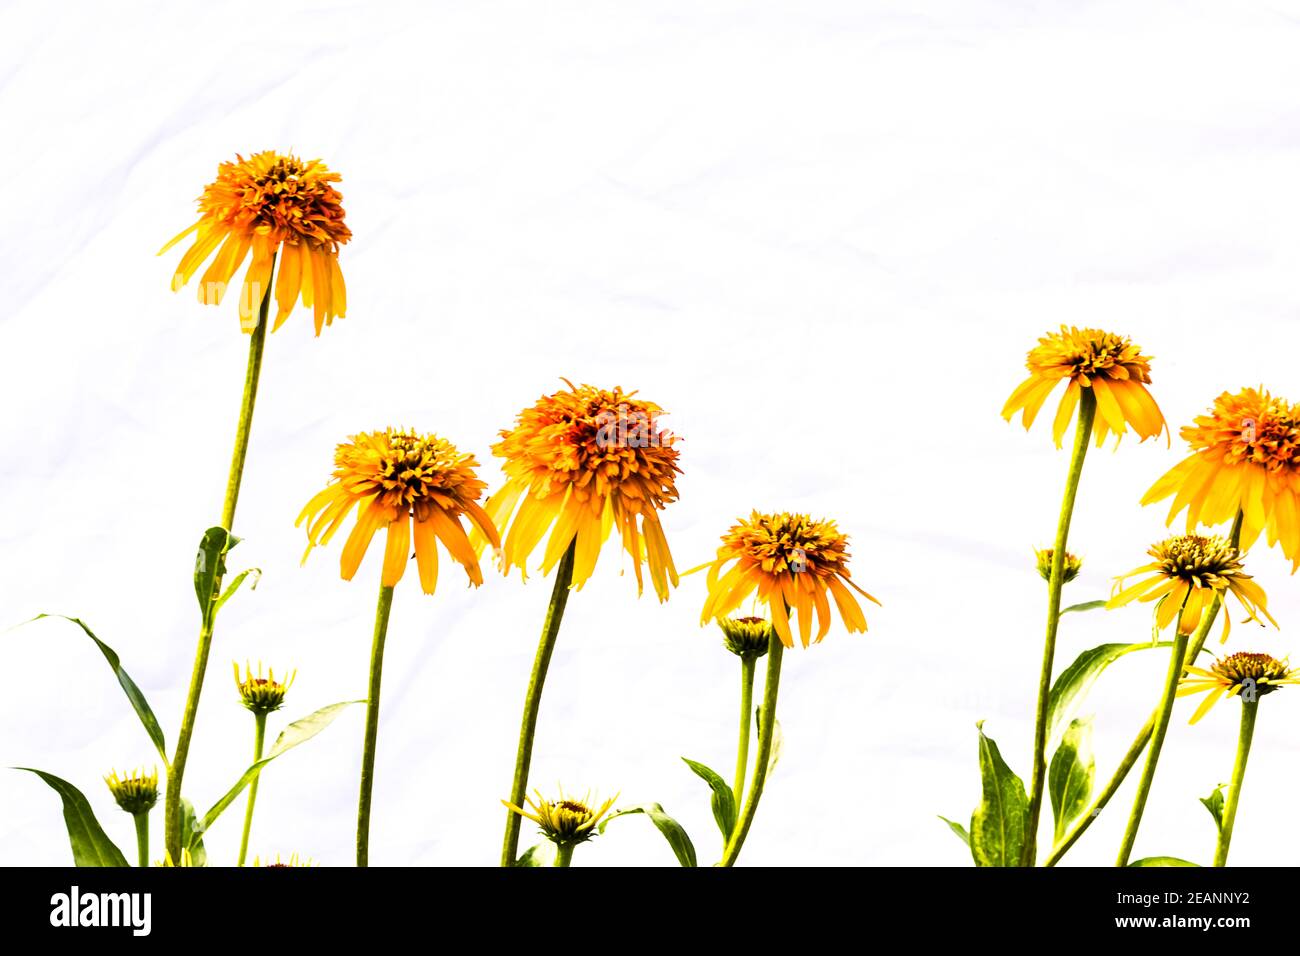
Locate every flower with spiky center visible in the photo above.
<box><xmin>698</xmin><ymin>511</ymin><xmax>879</xmax><ymax>649</ymax></box>
<box><xmin>105</xmin><ymin>768</ymin><xmax>158</xmax><ymax>815</ymax></box>
<box><xmin>718</xmin><ymin>616</ymin><xmax>773</xmax><ymax>658</ymax></box>
<box><xmin>1002</xmin><ymin>326</ymin><xmax>1166</xmax><ymax>447</ymax></box>
<box><xmin>1108</xmin><ymin>534</ymin><xmax>1276</xmax><ymax>639</ymax></box>
<box><xmin>472</xmin><ymin>381</ymin><xmax>681</xmax><ymax>600</ymax></box>
<box><xmin>1035</xmin><ymin>548</ymin><xmax>1082</xmax><ymax>584</ymax></box>
<box><xmin>253</xmin><ymin>852</ymin><xmax>313</xmax><ymax>867</ymax></box>
<box><xmin>502</xmin><ymin>790</ymin><xmax>618</xmax><ymax>847</ymax></box>
<box><xmin>1143</xmin><ymin>387</ymin><xmax>1300</xmax><ymax>571</ymax></box>
<box><xmin>234</xmin><ymin>662</ymin><xmax>296</xmax><ymax>715</ymax></box>
<box><xmin>159</xmin><ymin>151</ymin><xmax>350</xmax><ymax>334</ymax></box>
<box><xmin>1177</xmin><ymin>652</ymin><xmax>1300</xmax><ymax>724</ymax></box>
<box><xmin>297</xmin><ymin>428</ymin><xmax>500</xmax><ymax>594</ymax></box>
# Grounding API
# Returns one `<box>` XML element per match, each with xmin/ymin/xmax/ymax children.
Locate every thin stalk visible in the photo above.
<box><xmin>734</xmin><ymin>656</ymin><xmax>757</xmax><ymax>808</ymax></box>
<box><xmin>719</xmin><ymin>633</ymin><xmax>784</xmax><ymax>867</ymax></box>
<box><xmin>133</xmin><ymin>813</ymin><xmax>149</xmax><ymax>868</ymax></box>
<box><xmin>357</xmin><ymin>584</ymin><xmax>395</xmax><ymax>867</ymax></box>
<box><xmin>1214</xmin><ymin>699</ymin><xmax>1258</xmax><ymax>867</ymax></box>
<box><xmin>500</xmin><ymin>540</ymin><xmax>577</xmax><ymax>867</ymax></box>
<box><xmin>236</xmin><ymin>711</ymin><xmax>268</xmax><ymax>866</ymax></box>
<box><xmin>553</xmin><ymin>843</ymin><xmax>575</xmax><ymax>867</ymax></box>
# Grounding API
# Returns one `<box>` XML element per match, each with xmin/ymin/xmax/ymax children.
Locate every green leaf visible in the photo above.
<box><xmin>1048</xmin><ymin>641</ymin><xmax>1185</xmax><ymax>741</ymax></box>
<box><xmin>757</xmin><ymin>706</ymin><xmax>784</xmax><ymax>774</ymax></box>
<box><xmin>26</xmin><ymin>615</ymin><xmax>167</xmax><ymax>764</ymax></box>
<box><xmin>514</xmin><ymin>843</ymin><xmax>557</xmax><ymax>867</ymax></box>
<box><xmin>969</xmin><ymin>721</ymin><xmax>1028</xmax><ymax>868</ymax></box>
<box><xmin>191</xmin><ymin>701</ymin><xmax>360</xmax><ymax>847</ymax></box>
<box><xmin>938</xmin><ymin>815</ymin><xmax>971</xmax><ymax>847</ymax></box>
<box><xmin>600</xmin><ymin>803</ymin><xmax>697</xmax><ymax>867</ymax></box>
<box><xmin>194</xmin><ymin>527</ymin><xmax>238</xmax><ymax>625</ymax></box>
<box><xmin>1200</xmin><ymin>784</ymin><xmax>1226</xmax><ymax>833</ymax></box>
<box><xmin>1129</xmin><ymin>856</ymin><xmax>1200</xmax><ymax>867</ymax></box>
<box><xmin>213</xmin><ymin>568</ymin><xmax>261</xmax><ymax>617</ymax></box>
<box><xmin>681</xmin><ymin>757</ymin><xmax>737</xmax><ymax>843</ymax></box>
<box><xmin>180</xmin><ymin>798</ymin><xmax>207</xmax><ymax>868</ymax></box>
<box><xmin>1061</xmin><ymin>600</ymin><xmax>1107</xmax><ymax>615</ymax></box>
<box><xmin>1048</xmin><ymin>716</ymin><xmax>1095</xmax><ymax>843</ymax></box>
<box><xmin>17</xmin><ymin>769</ymin><xmax>129</xmax><ymax>867</ymax></box>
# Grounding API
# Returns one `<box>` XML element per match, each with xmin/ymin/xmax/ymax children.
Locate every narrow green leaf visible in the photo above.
<box><xmin>1060</xmin><ymin>600</ymin><xmax>1107</xmax><ymax>615</ymax></box>
<box><xmin>938</xmin><ymin>815</ymin><xmax>971</xmax><ymax>847</ymax></box>
<box><xmin>17</xmin><ymin>769</ymin><xmax>129</xmax><ymax>867</ymax></box>
<box><xmin>514</xmin><ymin>843</ymin><xmax>557</xmax><ymax>867</ymax></box>
<box><xmin>180</xmin><ymin>798</ymin><xmax>207</xmax><ymax>867</ymax></box>
<box><xmin>1049</xmin><ymin>716</ymin><xmax>1095</xmax><ymax>843</ymax></box>
<box><xmin>194</xmin><ymin>527</ymin><xmax>238</xmax><ymax>625</ymax></box>
<box><xmin>1200</xmin><ymin>784</ymin><xmax>1226</xmax><ymax>833</ymax></box>
<box><xmin>681</xmin><ymin>757</ymin><xmax>737</xmax><ymax>843</ymax></box>
<box><xmin>213</xmin><ymin>568</ymin><xmax>262</xmax><ymax>616</ymax></box>
<box><xmin>26</xmin><ymin>615</ymin><xmax>167</xmax><ymax>764</ymax></box>
<box><xmin>1048</xmin><ymin>641</ymin><xmax>1186</xmax><ymax>741</ymax></box>
<box><xmin>192</xmin><ymin>701</ymin><xmax>361</xmax><ymax>847</ymax></box>
<box><xmin>600</xmin><ymin>803</ymin><xmax>697</xmax><ymax>867</ymax></box>
<box><xmin>969</xmin><ymin>721</ymin><xmax>1028</xmax><ymax>868</ymax></box>
<box><xmin>756</xmin><ymin>706</ymin><xmax>784</xmax><ymax>774</ymax></box>
<box><xmin>1129</xmin><ymin>856</ymin><xmax>1200</xmax><ymax>867</ymax></box>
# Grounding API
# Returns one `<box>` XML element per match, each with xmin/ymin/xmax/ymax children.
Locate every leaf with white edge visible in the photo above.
<box><xmin>1049</xmin><ymin>716</ymin><xmax>1095</xmax><ymax>842</ymax></box>
<box><xmin>1061</xmin><ymin>600</ymin><xmax>1107</xmax><ymax>615</ymax></box>
<box><xmin>600</xmin><ymin>803</ymin><xmax>697</xmax><ymax>867</ymax></box>
<box><xmin>682</xmin><ymin>757</ymin><xmax>737</xmax><ymax>843</ymax></box>
<box><xmin>756</xmin><ymin>706</ymin><xmax>785</xmax><ymax>774</ymax></box>
<box><xmin>17</xmin><ymin>769</ymin><xmax>128</xmax><ymax>867</ymax></box>
<box><xmin>969</xmin><ymin>722</ymin><xmax>1028</xmax><ymax>868</ymax></box>
<box><xmin>1048</xmin><ymin>641</ymin><xmax>1188</xmax><ymax>742</ymax></box>
<box><xmin>180</xmin><ymin>798</ymin><xmax>207</xmax><ymax>867</ymax></box>
<box><xmin>938</xmin><ymin>815</ymin><xmax>970</xmax><ymax>847</ymax></box>
<box><xmin>214</xmin><ymin>568</ymin><xmax>261</xmax><ymax>616</ymax></box>
<box><xmin>194</xmin><ymin>527</ymin><xmax>238</xmax><ymax>625</ymax></box>
<box><xmin>1129</xmin><ymin>857</ymin><xmax>1200</xmax><ymax>867</ymax></box>
<box><xmin>515</xmin><ymin>843</ymin><xmax>557</xmax><ymax>867</ymax></box>
<box><xmin>1200</xmin><ymin>784</ymin><xmax>1226</xmax><ymax>833</ymax></box>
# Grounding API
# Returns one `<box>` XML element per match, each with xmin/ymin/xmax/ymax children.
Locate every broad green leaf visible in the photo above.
<box><xmin>681</xmin><ymin>757</ymin><xmax>737</xmax><ymax>843</ymax></box>
<box><xmin>1061</xmin><ymin>600</ymin><xmax>1107</xmax><ymax>615</ymax></box>
<box><xmin>213</xmin><ymin>568</ymin><xmax>261</xmax><ymax>616</ymax></box>
<box><xmin>1129</xmin><ymin>856</ymin><xmax>1200</xmax><ymax>867</ymax></box>
<box><xmin>17</xmin><ymin>769</ymin><xmax>129</xmax><ymax>867</ymax></box>
<box><xmin>194</xmin><ymin>527</ymin><xmax>238</xmax><ymax>625</ymax></box>
<box><xmin>1200</xmin><ymin>784</ymin><xmax>1226</xmax><ymax>833</ymax></box>
<box><xmin>26</xmin><ymin>615</ymin><xmax>167</xmax><ymax>764</ymax></box>
<box><xmin>756</xmin><ymin>706</ymin><xmax>784</xmax><ymax>774</ymax></box>
<box><xmin>1048</xmin><ymin>716</ymin><xmax>1095</xmax><ymax>842</ymax></box>
<box><xmin>514</xmin><ymin>843</ymin><xmax>557</xmax><ymax>867</ymax></box>
<box><xmin>180</xmin><ymin>798</ymin><xmax>207</xmax><ymax>868</ymax></box>
<box><xmin>938</xmin><ymin>815</ymin><xmax>971</xmax><ymax>847</ymax></box>
<box><xmin>969</xmin><ymin>722</ymin><xmax>1028</xmax><ymax>868</ymax></box>
<box><xmin>600</xmin><ymin>803</ymin><xmax>697</xmax><ymax>867</ymax></box>
<box><xmin>191</xmin><ymin>701</ymin><xmax>361</xmax><ymax>847</ymax></box>
<box><xmin>1048</xmin><ymin>641</ymin><xmax>1185</xmax><ymax>741</ymax></box>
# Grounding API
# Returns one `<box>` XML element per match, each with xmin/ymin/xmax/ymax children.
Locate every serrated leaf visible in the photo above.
<box><xmin>938</xmin><ymin>815</ymin><xmax>971</xmax><ymax>847</ymax></box>
<box><xmin>1049</xmin><ymin>716</ymin><xmax>1095</xmax><ymax>843</ymax></box>
<box><xmin>600</xmin><ymin>803</ymin><xmax>697</xmax><ymax>867</ymax></box>
<box><xmin>682</xmin><ymin>757</ymin><xmax>737</xmax><ymax>843</ymax></box>
<box><xmin>17</xmin><ymin>769</ymin><xmax>129</xmax><ymax>867</ymax></box>
<box><xmin>1061</xmin><ymin>600</ymin><xmax>1107</xmax><ymax>615</ymax></box>
<box><xmin>213</xmin><ymin>568</ymin><xmax>261</xmax><ymax>616</ymax></box>
<box><xmin>514</xmin><ymin>842</ymin><xmax>557</xmax><ymax>867</ymax></box>
<box><xmin>1048</xmin><ymin>641</ymin><xmax>1185</xmax><ymax>741</ymax></box>
<box><xmin>1129</xmin><ymin>856</ymin><xmax>1200</xmax><ymax>867</ymax></box>
<box><xmin>969</xmin><ymin>722</ymin><xmax>1028</xmax><ymax>868</ymax></box>
<box><xmin>194</xmin><ymin>527</ymin><xmax>238</xmax><ymax>625</ymax></box>
<box><xmin>1200</xmin><ymin>784</ymin><xmax>1226</xmax><ymax>833</ymax></box>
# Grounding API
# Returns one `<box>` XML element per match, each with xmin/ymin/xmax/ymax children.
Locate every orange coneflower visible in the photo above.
<box><xmin>1177</xmin><ymin>652</ymin><xmax>1300</xmax><ymax>724</ymax></box>
<box><xmin>1142</xmin><ymin>387</ymin><xmax>1300</xmax><ymax>570</ymax></box>
<box><xmin>1002</xmin><ymin>326</ymin><xmax>1166</xmax><ymax>447</ymax></box>
<box><xmin>159</xmin><ymin>151</ymin><xmax>350</xmax><ymax>333</ymax></box>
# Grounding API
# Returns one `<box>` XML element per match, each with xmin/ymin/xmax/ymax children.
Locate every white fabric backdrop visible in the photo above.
<box><xmin>2</xmin><ymin>0</ymin><xmax>1299</xmax><ymax>867</ymax></box>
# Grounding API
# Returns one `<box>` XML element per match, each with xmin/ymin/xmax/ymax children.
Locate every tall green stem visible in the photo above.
<box><xmin>1023</xmin><ymin>389</ymin><xmax>1096</xmax><ymax>866</ymax></box>
<box><xmin>237</xmin><ymin>711</ymin><xmax>268</xmax><ymax>866</ymax></box>
<box><xmin>357</xmin><ymin>584</ymin><xmax>394</xmax><ymax>867</ymax></box>
<box><xmin>734</xmin><ymin>656</ymin><xmax>757</xmax><ymax>808</ymax></box>
<box><xmin>164</xmin><ymin>256</ymin><xmax>275</xmax><ymax>862</ymax></box>
<box><xmin>553</xmin><ymin>843</ymin><xmax>575</xmax><ymax>867</ymax></box>
<box><xmin>500</xmin><ymin>540</ymin><xmax>577</xmax><ymax>867</ymax></box>
<box><xmin>1214</xmin><ymin>700</ymin><xmax>1258</xmax><ymax>867</ymax></box>
<box><xmin>133</xmin><ymin>813</ymin><xmax>149</xmax><ymax>868</ymax></box>
<box><xmin>720</xmin><ymin>634</ymin><xmax>784</xmax><ymax>867</ymax></box>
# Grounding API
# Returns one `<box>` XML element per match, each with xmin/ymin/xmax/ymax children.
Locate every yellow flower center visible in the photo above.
<box><xmin>199</xmin><ymin>151</ymin><xmax>352</xmax><ymax>250</ymax></box>
<box><xmin>1182</xmin><ymin>387</ymin><xmax>1300</xmax><ymax>473</ymax></box>
<box><xmin>721</xmin><ymin>511</ymin><xmax>851</xmax><ymax>580</ymax></box>
<box><xmin>1149</xmin><ymin>534</ymin><xmax>1244</xmax><ymax>587</ymax></box>
<box><xmin>1026</xmin><ymin>326</ymin><xmax>1153</xmax><ymax>383</ymax></box>
<box><xmin>335</xmin><ymin>430</ymin><xmax>487</xmax><ymax>521</ymax></box>
<box><xmin>1212</xmin><ymin>652</ymin><xmax>1291</xmax><ymax>687</ymax></box>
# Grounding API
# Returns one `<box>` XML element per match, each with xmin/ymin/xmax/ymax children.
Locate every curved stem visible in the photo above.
<box><xmin>1214</xmin><ymin>700</ymin><xmax>1258</xmax><ymax>867</ymax></box>
<box><xmin>1024</xmin><ymin>388</ymin><xmax>1096</xmax><ymax>866</ymax></box>
<box><xmin>237</xmin><ymin>712</ymin><xmax>268</xmax><ymax>866</ymax></box>
<box><xmin>719</xmin><ymin>634</ymin><xmax>784</xmax><ymax>867</ymax></box>
<box><xmin>500</xmin><ymin>540</ymin><xmax>577</xmax><ymax>867</ymax></box>
<box><xmin>357</xmin><ymin>584</ymin><xmax>395</xmax><ymax>867</ymax></box>
<box><xmin>133</xmin><ymin>812</ymin><xmax>149</xmax><ymax>868</ymax></box>
<box><xmin>733</xmin><ymin>656</ymin><xmax>757</xmax><ymax>809</ymax></box>
<box><xmin>553</xmin><ymin>843</ymin><xmax>575</xmax><ymax>868</ymax></box>
<box><xmin>164</xmin><ymin>257</ymin><xmax>275</xmax><ymax>862</ymax></box>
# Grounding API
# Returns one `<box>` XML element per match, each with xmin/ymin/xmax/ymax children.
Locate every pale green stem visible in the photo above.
<box><xmin>553</xmin><ymin>843</ymin><xmax>575</xmax><ymax>867</ymax></box>
<box><xmin>734</xmin><ymin>656</ymin><xmax>757</xmax><ymax>809</ymax></box>
<box><xmin>237</xmin><ymin>711</ymin><xmax>267</xmax><ymax>866</ymax></box>
<box><xmin>357</xmin><ymin>584</ymin><xmax>394</xmax><ymax>867</ymax></box>
<box><xmin>133</xmin><ymin>812</ymin><xmax>149</xmax><ymax>868</ymax></box>
<box><xmin>719</xmin><ymin>634</ymin><xmax>784</xmax><ymax>867</ymax></box>
<box><xmin>1214</xmin><ymin>699</ymin><xmax>1258</xmax><ymax>867</ymax></box>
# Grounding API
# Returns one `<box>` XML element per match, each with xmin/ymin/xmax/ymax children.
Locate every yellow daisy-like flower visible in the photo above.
<box><xmin>104</xmin><ymin>768</ymin><xmax>159</xmax><ymax>815</ymax></box>
<box><xmin>233</xmin><ymin>662</ymin><xmax>295</xmax><ymax>715</ymax></box>
<box><xmin>1108</xmin><ymin>534</ymin><xmax>1277</xmax><ymax>639</ymax></box>
<box><xmin>253</xmin><ymin>852</ymin><xmax>314</xmax><ymax>867</ymax></box>
<box><xmin>502</xmin><ymin>790</ymin><xmax>618</xmax><ymax>847</ymax></box>
<box><xmin>297</xmin><ymin>428</ymin><xmax>500</xmax><ymax>594</ymax></box>
<box><xmin>1035</xmin><ymin>547</ymin><xmax>1082</xmax><ymax>584</ymax></box>
<box><xmin>1142</xmin><ymin>387</ymin><xmax>1300</xmax><ymax>571</ymax></box>
<box><xmin>718</xmin><ymin>615</ymin><xmax>774</xmax><ymax>659</ymax></box>
<box><xmin>698</xmin><ymin>511</ymin><xmax>880</xmax><ymax>648</ymax></box>
<box><xmin>159</xmin><ymin>151</ymin><xmax>350</xmax><ymax>334</ymax></box>
<box><xmin>1002</xmin><ymin>326</ymin><xmax>1166</xmax><ymax>447</ymax></box>
<box><xmin>1177</xmin><ymin>652</ymin><xmax>1300</xmax><ymax>724</ymax></box>
<box><xmin>474</xmin><ymin>381</ymin><xmax>681</xmax><ymax>600</ymax></box>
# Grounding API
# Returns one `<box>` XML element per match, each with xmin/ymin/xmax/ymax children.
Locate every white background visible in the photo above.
<box><xmin>2</xmin><ymin>0</ymin><xmax>1299</xmax><ymax>867</ymax></box>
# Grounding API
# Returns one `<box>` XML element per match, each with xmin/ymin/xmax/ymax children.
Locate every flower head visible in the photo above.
<box><xmin>1177</xmin><ymin>652</ymin><xmax>1300</xmax><ymax>723</ymax></box>
<box><xmin>1002</xmin><ymin>326</ymin><xmax>1166</xmax><ymax>447</ymax></box>
<box><xmin>474</xmin><ymin>381</ymin><xmax>681</xmax><ymax>600</ymax></box>
<box><xmin>1035</xmin><ymin>548</ymin><xmax>1082</xmax><ymax>584</ymax></box>
<box><xmin>159</xmin><ymin>151</ymin><xmax>350</xmax><ymax>334</ymax></box>
<box><xmin>234</xmin><ymin>662</ymin><xmax>295</xmax><ymax>715</ymax></box>
<box><xmin>1108</xmin><ymin>534</ymin><xmax>1276</xmax><ymax>639</ymax></box>
<box><xmin>253</xmin><ymin>852</ymin><xmax>313</xmax><ymax>867</ymax></box>
<box><xmin>698</xmin><ymin>511</ymin><xmax>879</xmax><ymax>648</ymax></box>
<box><xmin>718</xmin><ymin>616</ymin><xmax>774</xmax><ymax>658</ymax></box>
<box><xmin>297</xmin><ymin>428</ymin><xmax>500</xmax><ymax>594</ymax></box>
<box><xmin>155</xmin><ymin>849</ymin><xmax>198</xmax><ymax>867</ymax></box>
<box><xmin>104</xmin><ymin>768</ymin><xmax>158</xmax><ymax>815</ymax></box>
<box><xmin>1142</xmin><ymin>387</ymin><xmax>1300</xmax><ymax>571</ymax></box>
<box><xmin>502</xmin><ymin>789</ymin><xmax>617</xmax><ymax>847</ymax></box>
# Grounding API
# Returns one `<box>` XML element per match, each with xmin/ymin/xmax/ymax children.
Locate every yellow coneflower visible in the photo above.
<box><xmin>252</xmin><ymin>852</ymin><xmax>314</xmax><ymax>867</ymax></box>
<box><xmin>698</xmin><ymin>511</ymin><xmax>878</xmax><ymax>649</ymax></box>
<box><xmin>297</xmin><ymin>428</ymin><xmax>500</xmax><ymax>594</ymax></box>
<box><xmin>159</xmin><ymin>151</ymin><xmax>350</xmax><ymax>334</ymax></box>
<box><xmin>105</xmin><ymin>768</ymin><xmax>159</xmax><ymax>816</ymax></box>
<box><xmin>1142</xmin><ymin>387</ymin><xmax>1300</xmax><ymax>571</ymax></box>
<box><xmin>1177</xmin><ymin>652</ymin><xmax>1300</xmax><ymax>724</ymax></box>
<box><xmin>1002</xmin><ymin>326</ymin><xmax>1166</xmax><ymax>447</ymax></box>
<box><xmin>718</xmin><ymin>616</ymin><xmax>774</xmax><ymax>659</ymax></box>
<box><xmin>233</xmin><ymin>662</ymin><xmax>295</xmax><ymax>715</ymax></box>
<box><xmin>1108</xmin><ymin>534</ymin><xmax>1276</xmax><ymax>639</ymax></box>
<box><xmin>1035</xmin><ymin>547</ymin><xmax>1082</xmax><ymax>584</ymax></box>
<box><xmin>503</xmin><ymin>789</ymin><xmax>617</xmax><ymax>866</ymax></box>
<box><xmin>475</xmin><ymin>381</ymin><xmax>681</xmax><ymax>600</ymax></box>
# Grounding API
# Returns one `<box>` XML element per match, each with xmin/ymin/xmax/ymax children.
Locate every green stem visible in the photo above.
<box><xmin>734</xmin><ymin>656</ymin><xmax>757</xmax><ymax>809</ymax></box>
<box><xmin>164</xmin><ymin>256</ymin><xmax>275</xmax><ymax>862</ymax></box>
<box><xmin>1214</xmin><ymin>699</ymin><xmax>1258</xmax><ymax>867</ymax></box>
<box><xmin>500</xmin><ymin>540</ymin><xmax>577</xmax><ymax>867</ymax></box>
<box><xmin>719</xmin><ymin>634</ymin><xmax>784</xmax><ymax>867</ymax></box>
<box><xmin>1023</xmin><ymin>388</ymin><xmax>1096</xmax><ymax>866</ymax></box>
<box><xmin>357</xmin><ymin>584</ymin><xmax>394</xmax><ymax>867</ymax></box>
<box><xmin>237</xmin><ymin>711</ymin><xmax>268</xmax><ymax>866</ymax></box>
<box><xmin>553</xmin><ymin>843</ymin><xmax>575</xmax><ymax>868</ymax></box>
<box><xmin>133</xmin><ymin>812</ymin><xmax>149</xmax><ymax>868</ymax></box>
